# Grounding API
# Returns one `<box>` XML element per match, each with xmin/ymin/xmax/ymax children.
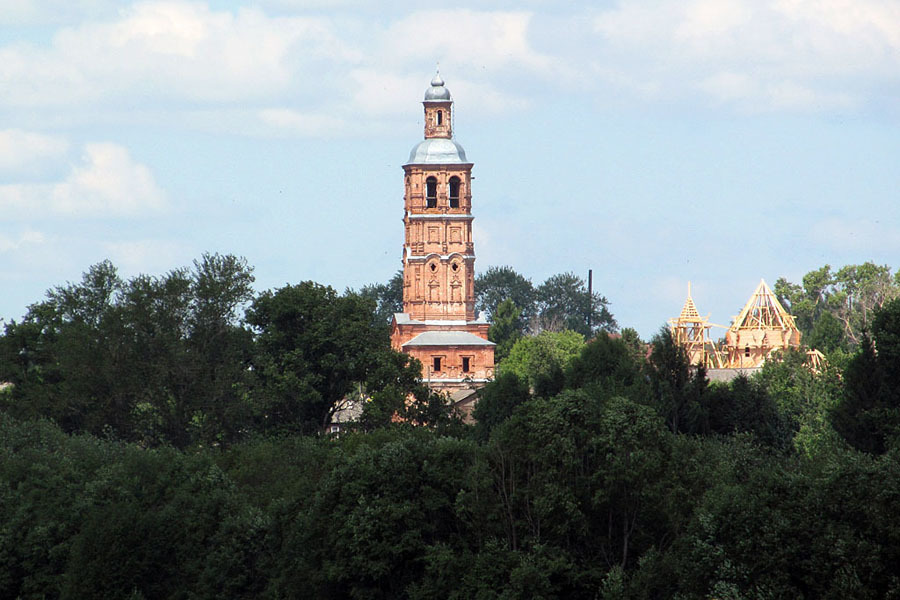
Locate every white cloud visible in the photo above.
<box><xmin>2</xmin><ymin>0</ymin><xmax>897</xmax><ymax>138</ymax></box>
<box><xmin>380</xmin><ymin>10</ymin><xmax>552</xmax><ymax>73</ymax></box>
<box><xmin>591</xmin><ymin>0</ymin><xmax>900</xmax><ymax>111</ymax></box>
<box><xmin>0</xmin><ymin>142</ymin><xmax>167</xmax><ymax>218</ymax></box>
<box><xmin>0</xmin><ymin>229</ymin><xmax>45</xmax><ymax>253</ymax></box>
<box><xmin>0</xmin><ymin>2</ymin><xmax>354</xmax><ymax>107</ymax></box>
<box><xmin>0</xmin><ymin>130</ymin><xmax>69</xmax><ymax>173</ymax></box>
<box><xmin>0</xmin><ymin>3</ymin><xmax>554</xmax><ymax>131</ymax></box>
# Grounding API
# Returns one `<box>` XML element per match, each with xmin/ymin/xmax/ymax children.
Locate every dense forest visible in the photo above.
<box><xmin>2</xmin><ymin>255</ymin><xmax>900</xmax><ymax>599</ymax></box>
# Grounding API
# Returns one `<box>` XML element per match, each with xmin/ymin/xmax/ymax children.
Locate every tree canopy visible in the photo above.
<box><xmin>4</xmin><ymin>256</ymin><xmax>900</xmax><ymax>599</ymax></box>
<box><xmin>775</xmin><ymin>261</ymin><xmax>900</xmax><ymax>350</ymax></box>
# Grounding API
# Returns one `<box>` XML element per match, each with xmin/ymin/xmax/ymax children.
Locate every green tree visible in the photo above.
<box><xmin>359</xmin><ymin>270</ymin><xmax>404</xmax><ymax>327</ymax></box>
<box><xmin>487</xmin><ymin>298</ymin><xmax>522</xmax><ymax>363</ymax></box>
<box><xmin>566</xmin><ymin>333</ymin><xmax>643</xmax><ymax>401</ymax></box>
<box><xmin>274</xmin><ymin>431</ymin><xmax>489</xmax><ymax>599</ymax></box>
<box><xmin>247</xmin><ymin>282</ymin><xmax>415</xmax><ymax>433</ymax></box>
<box><xmin>475</xmin><ymin>265</ymin><xmax>536</xmax><ymax>325</ymax></box>
<box><xmin>706</xmin><ymin>376</ymin><xmax>790</xmax><ymax>448</ymax></box>
<box><xmin>471</xmin><ymin>371</ymin><xmax>531</xmax><ymax>441</ymax></box>
<box><xmin>776</xmin><ymin>262</ymin><xmax>900</xmax><ymax>349</ymax></box>
<box><xmin>0</xmin><ymin>261</ymin><xmax>124</xmax><ymax>434</ymax></box>
<box><xmin>807</xmin><ymin>310</ymin><xmax>845</xmax><ymax>353</ymax></box>
<box><xmin>645</xmin><ymin>328</ymin><xmax>708</xmax><ymax>435</ymax></box>
<box><xmin>535</xmin><ymin>272</ymin><xmax>615</xmax><ymax>337</ymax></box>
<box><xmin>0</xmin><ymin>415</ymin><xmax>115</xmax><ymax>598</ymax></box>
<box><xmin>756</xmin><ymin>349</ymin><xmax>844</xmax><ymax>457</ymax></box>
<box><xmin>831</xmin><ymin>298</ymin><xmax>900</xmax><ymax>454</ymax></box>
<box><xmin>620</xmin><ymin>327</ymin><xmax>646</xmax><ymax>365</ymax></box>
<box><xmin>0</xmin><ymin>254</ymin><xmax>256</xmax><ymax>447</ymax></box>
<box><xmin>591</xmin><ymin>396</ymin><xmax>671</xmax><ymax>569</ymax></box>
<box><xmin>499</xmin><ymin>330</ymin><xmax>585</xmax><ymax>394</ymax></box>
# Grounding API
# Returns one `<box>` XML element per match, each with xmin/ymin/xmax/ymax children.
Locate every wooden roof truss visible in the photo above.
<box><xmin>668</xmin><ymin>284</ymin><xmax>726</xmax><ymax>369</ymax></box>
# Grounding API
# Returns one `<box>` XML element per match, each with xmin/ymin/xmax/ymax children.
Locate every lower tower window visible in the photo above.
<box><xmin>433</xmin><ymin>357</ymin><xmax>442</xmax><ymax>372</ymax></box>
<box><xmin>462</xmin><ymin>357</ymin><xmax>470</xmax><ymax>373</ymax></box>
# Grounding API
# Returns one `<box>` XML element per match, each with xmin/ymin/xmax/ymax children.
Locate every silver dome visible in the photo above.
<box><xmin>406</xmin><ymin>138</ymin><xmax>469</xmax><ymax>165</ymax></box>
<box><xmin>424</xmin><ymin>73</ymin><xmax>452</xmax><ymax>102</ymax></box>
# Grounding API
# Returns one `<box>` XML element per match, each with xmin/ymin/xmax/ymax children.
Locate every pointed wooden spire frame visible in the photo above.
<box><xmin>668</xmin><ymin>283</ymin><xmax>725</xmax><ymax>369</ymax></box>
<box><xmin>723</xmin><ymin>279</ymin><xmax>801</xmax><ymax>368</ymax></box>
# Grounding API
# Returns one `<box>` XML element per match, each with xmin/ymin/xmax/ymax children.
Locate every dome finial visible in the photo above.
<box><xmin>424</xmin><ymin>68</ymin><xmax>451</xmax><ymax>102</ymax></box>
<box><xmin>431</xmin><ymin>68</ymin><xmax>444</xmax><ymax>88</ymax></box>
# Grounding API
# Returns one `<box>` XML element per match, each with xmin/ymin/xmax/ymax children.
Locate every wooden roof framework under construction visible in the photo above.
<box><xmin>669</xmin><ymin>279</ymin><xmax>803</xmax><ymax>370</ymax></box>
<box><xmin>667</xmin><ymin>283</ymin><xmax>724</xmax><ymax>369</ymax></box>
<box><xmin>724</xmin><ymin>279</ymin><xmax>801</xmax><ymax>368</ymax></box>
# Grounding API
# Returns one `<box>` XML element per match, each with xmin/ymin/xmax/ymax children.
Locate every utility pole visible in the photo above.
<box><xmin>587</xmin><ymin>269</ymin><xmax>593</xmax><ymax>335</ymax></box>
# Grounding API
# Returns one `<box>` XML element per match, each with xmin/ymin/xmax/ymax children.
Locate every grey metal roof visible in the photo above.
<box><xmin>406</xmin><ymin>138</ymin><xmax>468</xmax><ymax>165</ymax></box>
<box><xmin>424</xmin><ymin>73</ymin><xmax>452</xmax><ymax>102</ymax></box>
<box><xmin>402</xmin><ymin>330</ymin><xmax>495</xmax><ymax>347</ymax></box>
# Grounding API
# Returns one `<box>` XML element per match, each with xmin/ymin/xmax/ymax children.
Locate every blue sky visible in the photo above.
<box><xmin>1</xmin><ymin>0</ymin><xmax>898</xmax><ymax>338</ymax></box>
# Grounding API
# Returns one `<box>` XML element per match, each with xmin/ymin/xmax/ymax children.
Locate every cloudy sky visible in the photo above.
<box><xmin>1</xmin><ymin>0</ymin><xmax>898</xmax><ymax>337</ymax></box>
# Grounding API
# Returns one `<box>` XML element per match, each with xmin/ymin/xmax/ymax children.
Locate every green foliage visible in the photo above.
<box><xmin>358</xmin><ymin>269</ymin><xmax>404</xmax><ymax>327</ymax></box>
<box><xmin>831</xmin><ymin>298</ymin><xmax>900</xmax><ymax>455</ymax></box>
<box><xmin>566</xmin><ymin>333</ymin><xmax>644</xmax><ymax>400</ymax></box>
<box><xmin>755</xmin><ymin>349</ymin><xmax>844</xmax><ymax>458</ymax></box>
<box><xmin>476</xmin><ymin>267</ymin><xmax>617</xmax><ymax>338</ymax></box>
<box><xmin>535</xmin><ymin>272</ymin><xmax>616</xmax><ymax>337</ymax></box>
<box><xmin>475</xmin><ymin>265</ymin><xmax>536</xmax><ymax>326</ymax></box>
<box><xmin>707</xmin><ymin>376</ymin><xmax>791</xmax><ymax>449</ymax></box>
<box><xmin>488</xmin><ymin>298</ymin><xmax>523</xmax><ymax>363</ymax></box>
<box><xmin>645</xmin><ymin>328</ymin><xmax>709</xmax><ymax>435</ymax></box>
<box><xmin>807</xmin><ymin>310</ymin><xmax>845</xmax><ymax>353</ymax></box>
<box><xmin>247</xmin><ymin>281</ymin><xmax>415</xmax><ymax>434</ymax></box>
<box><xmin>272</xmin><ymin>431</ymin><xmax>489</xmax><ymax>599</ymax></box>
<box><xmin>776</xmin><ymin>261</ymin><xmax>900</xmax><ymax>349</ymax></box>
<box><xmin>0</xmin><ymin>254</ymin><xmax>256</xmax><ymax>448</ymax></box>
<box><xmin>619</xmin><ymin>327</ymin><xmax>646</xmax><ymax>364</ymax></box>
<box><xmin>471</xmin><ymin>371</ymin><xmax>531</xmax><ymax>441</ymax></box>
<box><xmin>499</xmin><ymin>330</ymin><xmax>585</xmax><ymax>394</ymax></box>
<box><xmin>7</xmin><ymin>256</ymin><xmax>900</xmax><ymax>599</ymax></box>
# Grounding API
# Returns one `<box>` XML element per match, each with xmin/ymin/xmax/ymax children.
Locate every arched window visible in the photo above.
<box><xmin>449</xmin><ymin>176</ymin><xmax>460</xmax><ymax>208</ymax></box>
<box><xmin>437</xmin><ymin>110</ymin><xmax>443</xmax><ymax>125</ymax></box>
<box><xmin>426</xmin><ymin>176</ymin><xmax>437</xmax><ymax>208</ymax></box>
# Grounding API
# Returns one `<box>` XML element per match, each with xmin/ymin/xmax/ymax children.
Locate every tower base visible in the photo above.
<box><xmin>390</xmin><ymin>312</ymin><xmax>495</xmax><ymax>394</ymax></box>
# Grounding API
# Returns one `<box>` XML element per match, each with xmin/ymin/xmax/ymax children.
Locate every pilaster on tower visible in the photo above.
<box><xmin>390</xmin><ymin>73</ymin><xmax>495</xmax><ymax>395</ymax></box>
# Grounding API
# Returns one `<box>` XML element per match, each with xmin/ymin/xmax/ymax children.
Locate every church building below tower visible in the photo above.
<box><xmin>390</xmin><ymin>74</ymin><xmax>495</xmax><ymax>391</ymax></box>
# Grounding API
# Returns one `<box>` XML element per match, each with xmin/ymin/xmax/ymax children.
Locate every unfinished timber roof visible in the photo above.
<box><xmin>724</xmin><ymin>279</ymin><xmax>801</xmax><ymax>368</ymax></box>
<box><xmin>668</xmin><ymin>283</ymin><xmax>723</xmax><ymax>368</ymax></box>
<box><xmin>677</xmin><ymin>291</ymin><xmax>702</xmax><ymax>321</ymax></box>
<box><xmin>729</xmin><ymin>279</ymin><xmax>798</xmax><ymax>332</ymax></box>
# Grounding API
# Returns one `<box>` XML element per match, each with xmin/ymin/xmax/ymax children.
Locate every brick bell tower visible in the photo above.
<box><xmin>390</xmin><ymin>73</ymin><xmax>495</xmax><ymax>391</ymax></box>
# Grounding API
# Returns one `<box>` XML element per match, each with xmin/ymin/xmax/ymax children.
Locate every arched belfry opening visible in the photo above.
<box><xmin>449</xmin><ymin>176</ymin><xmax>460</xmax><ymax>208</ymax></box>
<box><xmin>390</xmin><ymin>73</ymin><xmax>495</xmax><ymax>400</ymax></box>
